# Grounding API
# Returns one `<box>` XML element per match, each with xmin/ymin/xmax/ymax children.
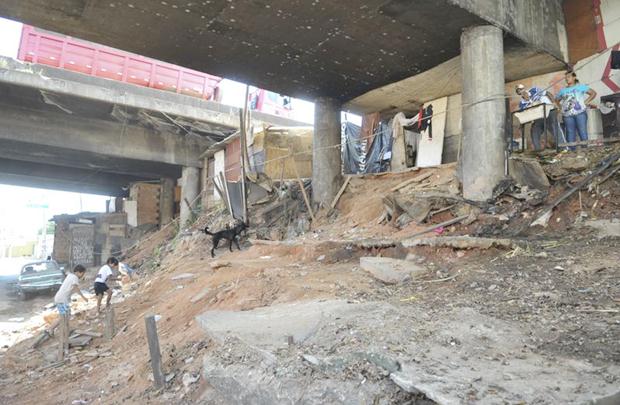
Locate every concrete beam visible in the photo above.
<box><xmin>0</xmin><ymin>101</ymin><xmax>207</xmax><ymax>169</ymax></box>
<box><xmin>0</xmin><ymin>57</ymin><xmax>309</xmax><ymax>129</ymax></box>
<box><xmin>159</xmin><ymin>178</ymin><xmax>175</xmax><ymax>228</ymax></box>
<box><xmin>180</xmin><ymin>167</ymin><xmax>200</xmax><ymax>228</ymax></box>
<box><xmin>461</xmin><ymin>25</ymin><xmax>506</xmax><ymax>201</ymax></box>
<box><xmin>0</xmin><ymin>1</ymin><xmax>566</xmax><ymax>106</ymax></box>
<box><xmin>347</xmin><ymin>45</ymin><xmax>564</xmax><ymax>115</ymax></box>
<box><xmin>0</xmin><ymin>158</ymin><xmax>138</xmax><ymax>196</ymax></box>
<box><xmin>451</xmin><ymin>0</ymin><xmax>567</xmax><ymax>62</ymax></box>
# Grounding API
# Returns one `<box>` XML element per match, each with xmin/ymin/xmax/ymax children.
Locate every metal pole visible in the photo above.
<box><xmin>145</xmin><ymin>315</ymin><xmax>165</xmax><ymax>389</ymax></box>
<box><xmin>543</xmin><ymin>104</ymin><xmax>547</xmax><ymax>150</ymax></box>
<box><xmin>239</xmin><ymin>108</ymin><xmax>248</xmax><ymax>223</ymax></box>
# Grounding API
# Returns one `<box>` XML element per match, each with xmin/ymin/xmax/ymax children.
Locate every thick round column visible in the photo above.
<box><xmin>159</xmin><ymin>177</ymin><xmax>175</xmax><ymax>228</ymax></box>
<box><xmin>461</xmin><ymin>25</ymin><xmax>506</xmax><ymax>201</ymax></box>
<box><xmin>313</xmin><ymin>97</ymin><xmax>342</xmax><ymax>206</ymax></box>
<box><xmin>180</xmin><ymin>166</ymin><xmax>200</xmax><ymax>227</ymax></box>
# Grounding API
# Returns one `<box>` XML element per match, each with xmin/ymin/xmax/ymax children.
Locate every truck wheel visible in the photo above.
<box><xmin>19</xmin><ymin>291</ymin><xmax>31</xmax><ymax>300</ymax></box>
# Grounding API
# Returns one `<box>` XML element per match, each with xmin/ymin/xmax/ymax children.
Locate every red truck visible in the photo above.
<box><xmin>18</xmin><ymin>25</ymin><xmax>222</xmax><ymax>100</ymax></box>
<box><xmin>248</xmin><ymin>89</ymin><xmax>293</xmax><ymax>118</ymax></box>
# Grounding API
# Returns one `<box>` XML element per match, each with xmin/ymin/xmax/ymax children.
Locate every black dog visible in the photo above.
<box><xmin>204</xmin><ymin>221</ymin><xmax>248</xmax><ymax>257</ymax></box>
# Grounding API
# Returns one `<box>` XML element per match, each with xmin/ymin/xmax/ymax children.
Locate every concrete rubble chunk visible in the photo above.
<box><xmin>68</xmin><ymin>335</ymin><xmax>92</xmax><ymax>348</ymax></box>
<box><xmin>509</xmin><ymin>157</ymin><xmax>550</xmax><ymax>192</ymax></box>
<box><xmin>182</xmin><ymin>372</ymin><xmax>200</xmax><ymax>388</ymax></box>
<box><xmin>196</xmin><ymin>300</ymin><xmax>375</xmax><ymax>351</ymax></box>
<box><xmin>210</xmin><ymin>261</ymin><xmax>232</xmax><ymax>270</ymax></box>
<box><xmin>359</xmin><ymin>257</ymin><xmax>427</xmax><ymax>284</ymax></box>
<box><xmin>584</xmin><ymin>219</ymin><xmax>620</xmax><ymax>239</ymax></box>
<box><xmin>402</xmin><ymin>235</ymin><xmax>515</xmax><ymax>249</ymax></box>
<box><xmin>171</xmin><ymin>273</ymin><xmax>196</xmax><ymax>281</ymax></box>
<box><xmin>190</xmin><ymin>287</ymin><xmax>211</xmax><ymax>303</ymax></box>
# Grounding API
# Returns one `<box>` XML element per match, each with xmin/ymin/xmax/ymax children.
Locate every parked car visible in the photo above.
<box><xmin>16</xmin><ymin>260</ymin><xmax>65</xmax><ymax>299</ymax></box>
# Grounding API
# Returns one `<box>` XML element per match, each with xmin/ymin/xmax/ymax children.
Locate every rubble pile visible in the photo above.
<box><xmin>0</xmin><ymin>147</ymin><xmax>619</xmax><ymax>404</ymax></box>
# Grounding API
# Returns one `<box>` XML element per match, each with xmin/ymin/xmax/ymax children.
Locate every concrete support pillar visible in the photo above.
<box><xmin>180</xmin><ymin>167</ymin><xmax>200</xmax><ymax>228</ymax></box>
<box><xmin>461</xmin><ymin>25</ymin><xmax>506</xmax><ymax>201</ymax></box>
<box><xmin>159</xmin><ymin>177</ymin><xmax>175</xmax><ymax>228</ymax></box>
<box><xmin>313</xmin><ymin>97</ymin><xmax>342</xmax><ymax>206</ymax></box>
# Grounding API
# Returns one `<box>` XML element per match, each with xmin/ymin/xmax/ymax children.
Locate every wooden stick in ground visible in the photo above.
<box><xmin>289</xmin><ymin>155</ymin><xmax>315</xmax><ymax>221</ymax></box>
<box><xmin>145</xmin><ymin>315</ymin><xmax>165</xmax><ymax>389</ymax></box>
<box><xmin>218</xmin><ymin>172</ymin><xmax>234</xmax><ymax>217</ymax></box>
<box><xmin>330</xmin><ymin>176</ymin><xmax>352</xmax><ymax>209</ymax></box>
<box><xmin>239</xmin><ymin>108</ymin><xmax>248</xmax><ymax>223</ymax></box>
<box><xmin>57</xmin><ymin>313</ymin><xmax>69</xmax><ymax>361</ymax></box>
<box><xmin>104</xmin><ymin>307</ymin><xmax>115</xmax><ymax>340</ymax></box>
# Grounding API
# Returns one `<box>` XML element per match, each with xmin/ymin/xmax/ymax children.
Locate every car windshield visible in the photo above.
<box><xmin>21</xmin><ymin>262</ymin><xmax>59</xmax><ymax>274</ymax></box>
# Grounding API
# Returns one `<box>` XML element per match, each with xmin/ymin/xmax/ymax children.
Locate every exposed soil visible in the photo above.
<box><xmin>0</xmin><ymin>149</ymin><xmax>619</xmax><ymax>404</ymax></box>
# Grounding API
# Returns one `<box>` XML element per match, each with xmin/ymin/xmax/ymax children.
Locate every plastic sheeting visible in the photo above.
<box><xmin>364</xmin><ymin>122</ymin><xmax>393</xmax><ymax>173</ymax></box>
<box><xmin>342</xmin><ymin>122</ymin><xmax>364</xmax><ymax>174</ymax></box>
<box><xmin>342</xmin><ymin>121</ymin><xmax>393</xmax><ymax>174</ymax></box>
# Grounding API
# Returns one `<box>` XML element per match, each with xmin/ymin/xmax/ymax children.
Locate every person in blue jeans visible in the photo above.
<box><xmin>555</xmin><ymin>71</ymin><xmax>597</xmax><ymax>150</ymax></box>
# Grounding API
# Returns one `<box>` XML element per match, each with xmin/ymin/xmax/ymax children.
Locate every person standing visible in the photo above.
<box><xmin>555</xmin><ymin>71</ymin><xmax>597</xmax><ymax>150</ymax></box>
<box><xmin>515</xmin><ymin>84</ymin><xmax>559</xmax><ymax>151</ymax></box>
<box><xmin>94</xmin><ymin>257</ymin><xmax>120</xmax><ymax>313</ymax></box>
<box><xmin>46</xmin><ymin>265</ymin><xmax>88</xmax><ymax>336</ymax></box>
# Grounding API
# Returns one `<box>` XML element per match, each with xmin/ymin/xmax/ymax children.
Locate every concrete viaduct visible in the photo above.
<box><xmin>0</xmin><ymin>56</ymin><xmax>303</xmax><ymax>223</ymax></box>
<box><xmin>0</xmin><ymin>0</ymin><xmax>568</xmax><ymax>205</ymax></box>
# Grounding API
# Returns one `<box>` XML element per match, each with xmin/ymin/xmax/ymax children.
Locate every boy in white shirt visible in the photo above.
<box><xmin>47</xmin><ymin>265</ymin><xmax>88</xmax><ymax>336</ymax></box>
<box><xmin>94</xmin><ymin>257</ymin><xmax>120</xmax><ymax>313</ymax></box>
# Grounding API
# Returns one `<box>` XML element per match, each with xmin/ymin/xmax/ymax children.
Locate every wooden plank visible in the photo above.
<box><xmin>330</xmin><ymin>176</ymin><xmax>352</xmax><ymax>209</ymax></box>
<box><xmin>74</xmin><ymin>329</ymin><xmax>103</xmax><ymax>338</ymax></box>
<box><xmin>289</xmin><ymin>155</ymin><xmax>315</xmax><ymax>221</ymax></box>
<box><xmin>390</xmin><ymin>171</ymin><xmax>434</xmax><ymax>192</ymax></box>
<box><xmin>57</xmin><ymin>314</ymin><xmax>69</xmax><ymax>361</ymax></box>
<box><xmin>104</xmin><ymin>307</ymin><xmax>115</xmax><ymax>340</ymax></box>
<box><xmin>145</xmin><ymin>315</ymin><xmax>165</xmax><ymax>389</ymax></box>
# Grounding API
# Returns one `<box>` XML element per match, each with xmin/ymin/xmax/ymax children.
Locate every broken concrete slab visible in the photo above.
<box><xmin>509</xmin><ymin>157</ymin><xmax>550</xmax><ymax>192</ymax></box>
<box><xmin>68</xmin><ymin>335</ymin><xmax>92</xmax><ymax>348</ymax></box>
<box><xmin>190</xmin><ymin>287</ymin><xmax>211</xmax><ymax>303</ymax></box>
<box><xmin>584</xmin><ymin>219</ymin><xmax>620</xmax><ymax>239</ymax></box>
<box><xmin>197</xmin><ymin>300</ymin><xmax>376</xmax><ymax>351</ymax></box>
<box><xmin>387</xmin><ymin>307</ymin><xmax>620</xmax><ymax>405</ymax></box>
<box><xmin>402</xmin><ymin>235</ymin><xmax>515</xmax><ymax>249</ymax></box>
<box><xmin>359</xmin><ymin>257</ymin><xmax>426</xmax><ymax>284</ymax></box>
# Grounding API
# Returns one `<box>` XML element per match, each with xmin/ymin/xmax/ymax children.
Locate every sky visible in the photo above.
<box><xmin>0</xmin><ymin>16</ymin><xmax>359</xmax><ymax>240</ymax></box>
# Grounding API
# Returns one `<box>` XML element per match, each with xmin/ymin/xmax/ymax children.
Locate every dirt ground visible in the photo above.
<box><xmin>0</xmin><ymin>151</ymin><xmax>619</xmax><ymax>404</ymax></box>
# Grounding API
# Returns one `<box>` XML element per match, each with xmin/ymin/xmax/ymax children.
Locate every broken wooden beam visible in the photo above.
<box><xmin>390</xmin><ymin>171</ymin><xmax>434</xmax><ymax>192</ymax></box>
<box><xmin>104</xmin><ymin>307</ymin><xmax>115</xmax><ymax>340</ymax></box>
<box><xmin>404</xmin><ymin>214</ymin><xmax>470</xmax><ymax>240</ymax></box>
<box><xmin>531</xmin><ymin>153</ymin><xmax>620</xmax><ymax>227</ymax></box>
<box><xmin>330</xmin><ymin>176</ymin><xmax>352</xmax><ymax>209</ymax></box>
<box><xmin>145</xmin><ymin>315</ymin><xmax>165</xmax><ymax>389</ymax></box>
<box><xmin>289</xmin><ymin>155</ymin><xmax>315</xmax><ymax>221</ymax></box>
<box><xmin>402</xmin><ymin>235</ymin><xmax>515</xmax><ymax>249</ymax></box>
<box><xmin>57</xmin><ymin>314</ymin><xmax>69</xmax><ymax>361</ymax></box>
<box><xmin>73</xmin><ymin>329</ymin><xmax>103</xmax><ymax>338</ymax></box>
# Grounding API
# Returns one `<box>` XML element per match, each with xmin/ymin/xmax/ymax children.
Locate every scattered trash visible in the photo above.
<box><xmin>182</xmin><ymin>372</ymin><xmax>200</xmax><ymax>388</ymax></box>
<box><xmin>171</xmin><ymin>273</ymin><xmax>196</xmax><ymax>281</ymax></box>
